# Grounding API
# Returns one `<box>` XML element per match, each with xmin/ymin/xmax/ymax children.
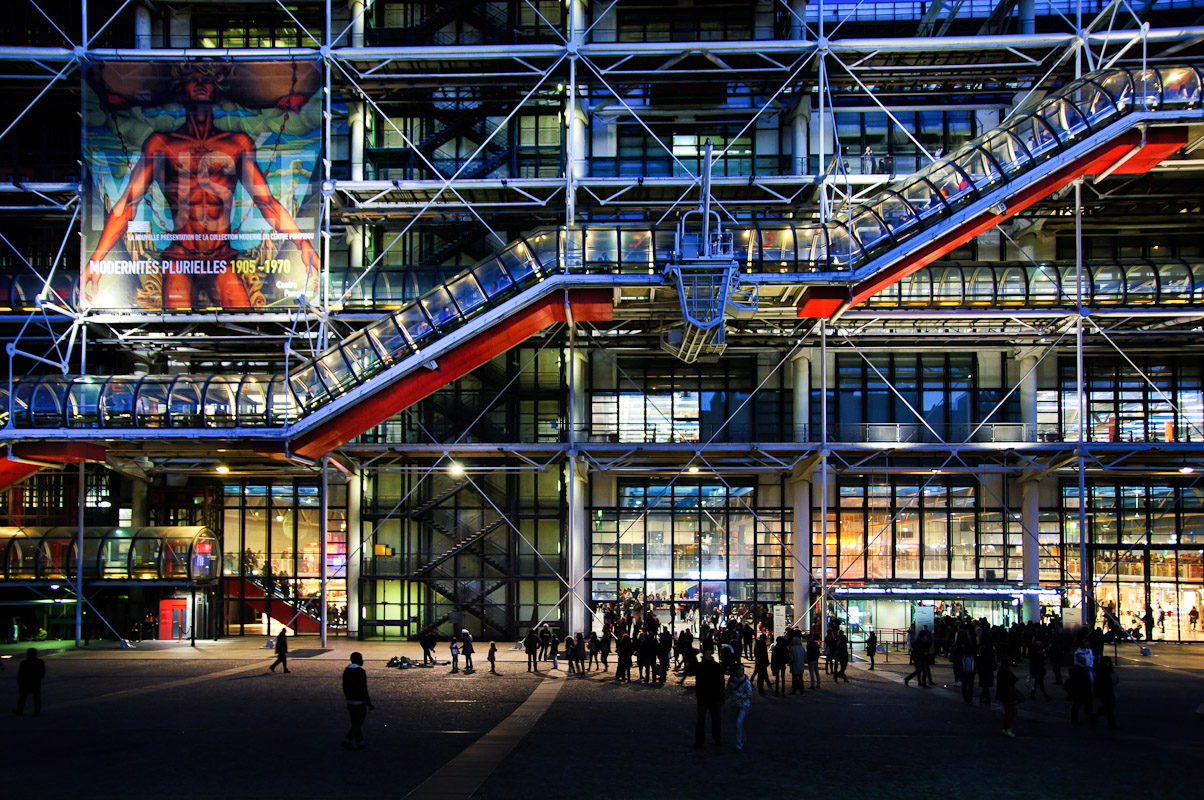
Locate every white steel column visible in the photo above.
<box><xmin>75</xmin><ymin>462</ymin><xmax>85</xmax><ymax>647</ymax></box>
<box><xmin>1021</xmin><ymin>477</ymin><xmax>1041</xmax><ymax>622</ymax></box>
<box><xmin>346</xmin><ymin>471</ymin><xmax>362</xmax><ymax>639</ymax></box>
<box><xmin>134</xmin><ymin>3</ymin><xmax>152</xmax><ymax>48</ymax></box>
<box><xmin>567</xmin><ymin>344</ymin><xmax>588</xmax><ymax>636</ymax></box>
<box><xmin>349</xmin><ymin>0</ymin><xmax>365</xmax><ymax>47</ymax></box>
<box><xmin>791</xmin><ymin>474</ymin><xmax>812</xmax><ymax>627</ymax></box>
<box><xmin>792</xmin><ymin>351</ymin><xmax>811</xmax><ymax>441</ymax></box>
<box><xmin>567</xmin><ymin>456</ymin><xmax>588</xmax><ymax>637</ymax></box>
<box><xmin>566</xmin><ymin>0</ymin><xmax>587</xmax><ymax>226</ymax></box>
<box><xmin>1019</xmin><ymin>351</ymin><xmax>1038</xmax><ymax>440</ymax></box>
<box><xmin>320</xmin><ymin>456</ymin><xmax>329</xmax><ymax>647</ymax></box>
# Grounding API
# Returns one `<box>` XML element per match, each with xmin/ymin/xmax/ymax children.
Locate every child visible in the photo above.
<box><xmin>450</xmin><ymin>640</ymin><xmax>460</xmax><ymax>673</ymax></box>
<box><xmin>488</xmin><ymin>642</ymin><xmax>498</xmax><ymax>674</ymax></box>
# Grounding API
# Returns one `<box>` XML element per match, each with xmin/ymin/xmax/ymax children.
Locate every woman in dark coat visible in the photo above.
<box><xmin>770</xmin><ymin>635</ymin><xmax>790</xmax><ymax>697</ymax></box>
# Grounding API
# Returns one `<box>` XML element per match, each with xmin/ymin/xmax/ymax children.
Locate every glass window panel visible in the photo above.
<box><xmin>447</xmin><ymin>273</ymin><xmax>487</xmax><ymax>316</ymax></box>
<box><xmin>420</xmin><ymin>285</ymin><xmax>459</xmax><ymax>329</ymax></box>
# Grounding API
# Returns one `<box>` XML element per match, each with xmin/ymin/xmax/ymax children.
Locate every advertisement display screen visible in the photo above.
<box><xmin>82</xmin><ymin>61</ymin><xmax>323</xmax><ymax>311</ymax></box>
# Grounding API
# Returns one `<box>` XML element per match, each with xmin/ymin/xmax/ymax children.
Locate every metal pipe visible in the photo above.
<box><xmin>75</xmin><ymin>461</ymin><xmax>84</xmax><ymax>648</ymax></box>
<box><xmin>321</xmin><ymin>454</ymin><xmax>328</xmax><ymax>647</ymax></box>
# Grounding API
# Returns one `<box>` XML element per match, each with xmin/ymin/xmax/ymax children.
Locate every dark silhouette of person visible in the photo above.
<box><xmin>14</xmin><ymin>648</ymin><xmax>46</xmax><ymax>717</ymax></box>
<box><xmin>341</xmin><ymin>651</ymin><xmax>374</xmax><ymax>749</ymax></box>
<box><xmin>420</xmin><ymin>631</ymin><xmax>437</xmax><ymax>665</ymax></box>
<box><xmin>269</xmin><ymin>629</ymin><xmax>290</xmax><ymax>673</ymax></box>
<box><xmin>524</xmin><ymin>628</ymin><xmax>540</xmax><ymax>672</ymax></box>
<box><xmin>461</xmin><ymin>629</ymin><xmax>475</xmax><ymax>672</ymax></box>
<box><xmin>694</xmin><ymin>650</ymin><xmax>725</xmax><ymax>747</ymax></box>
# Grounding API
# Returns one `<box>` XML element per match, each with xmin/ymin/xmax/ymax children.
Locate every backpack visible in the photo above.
<box><xmin>961</xmin><ymin>654</ymin><xmax>975</xmax><ymax>674</ymax></box>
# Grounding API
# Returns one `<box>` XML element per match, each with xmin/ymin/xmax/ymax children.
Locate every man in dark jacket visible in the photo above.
<box><xmin>269</xmin><ymin>629</ymin><xmax>290</xmax><ymax>673</ymax></box>
<box><xmin>341</xmin><ymin>652</ymin><xmax>374</xmax><ymax>749</ymax></box>
<box><xmin>14</xmin><ymin>648</ymin><xmax>46</xmax><ymax>717</ymax></box>
<box><xmin>524</xmin><ymin>628</ymin><xmax>540</xmax><ymax>672</ymax></box>
<box><xmin>694</xmin><ymin>650</ymin><xmax>725</xmax><ymax>747</ymax></box>
<box><xmin>903</xmin><ymin>625</ymin><xmax>932</xmax><ymax>687</ymax></box>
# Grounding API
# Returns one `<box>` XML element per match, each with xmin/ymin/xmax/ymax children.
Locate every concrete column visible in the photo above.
<box><xmin>792</xmin><ymin>351</ymin><xmax>812</xmax><ymax>442</ymax></box>
<box><xmin>1021</xmin><ymin>478</ymin><xmax>1041</xmax><ymax>623</ymax></box>
<box><xmin>346</xmin><ymin>472</ymin><xmax>362</xmax><ymax>639</ymax></box>
<box><xmin>791</xmin><ymin>475</ymin><xmax>813</xmax><ymax>628</ymax></box>
<box><xmin>567</xmin><ymin>457</ymin><xmax>588</xmax><ymax>637</ymax></box>
<box><xmin>349</xmin><ymin>0</ymin><xmax>366</xmax><ymax>47</ymax></box>
<box><xmin>134</xmin><ymin>4</ymin><xmax>152</xmax><ymax>48</ymax></box>
<box><xmin>347</xmin><ymin>225</ymin><xmax>363</xmax><ymax>276</ymax></box>
<box><xmin>1019</xmin><ymin>0</ymin><xmax>1035</xmax><ymax>35</ymax></box>
<box><xmin>1019</xmin><ymin>351</ymin><xmax>1038</xmax><ymax>441</ymax></box>
<box><xmin>130</xmin><ymin>478</ymin><xmax>148</xmax><ymax>526</ymax></box>
<box><xmin>168</xmin><ymin>7</ymin><xmax>191</xmax><ymax>48</ymax></box>
<box><xmin>790</xmin><ymin>0</ymin><xmax>807</xmax><ymax>39</ymax></box>
<box><xmin>349</xmin><ymin>103</ymin><xmax>365</xmax><ymax>182</ymax></box>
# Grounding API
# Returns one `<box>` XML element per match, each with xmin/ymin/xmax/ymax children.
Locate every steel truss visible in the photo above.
<box><xmin>0</xmin><ymin>0</ymin><xmax>1203</xmax><ymax>639</ymax></box>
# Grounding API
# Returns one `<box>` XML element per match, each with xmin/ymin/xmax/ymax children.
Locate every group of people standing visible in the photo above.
<box><xmin>903</xmin><ymin>616</ymin><xmax>1122</xmax><ymax>736</ymax></box>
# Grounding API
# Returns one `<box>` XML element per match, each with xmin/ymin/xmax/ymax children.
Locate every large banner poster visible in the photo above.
<box><xmin>83</xmin><ymin>61</ymin><xmax>323</xmax><ymax>310</ymax></box>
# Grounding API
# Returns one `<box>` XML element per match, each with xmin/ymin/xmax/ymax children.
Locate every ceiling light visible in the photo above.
<box><xmin>1180</xmin><ymin>466</ymin><xmax>1195</xmax><ymax>475</ymax></box>
<box><xmin>688</xmin><ymin>465</ymin><xmax>700</xmax><ymax>474</ymax></box>
<box><xmin>448</xmin><ymin>461</ymin><xmax>464</xmax><ymax>477</ymax></box>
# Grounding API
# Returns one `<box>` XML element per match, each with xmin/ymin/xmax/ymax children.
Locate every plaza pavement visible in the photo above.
<box><xmin>1</xmin><ymin>636</ymin><xmax>1200</xmax><ymax>799</ymax></box>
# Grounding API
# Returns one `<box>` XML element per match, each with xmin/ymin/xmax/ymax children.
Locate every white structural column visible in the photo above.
<box><xmin>134</xmin><ymin>4</ymin><xmax>152</xmax><ymax>48</ymax></box>
<box><xmin>1021</xmin><ymin>478</ymin><xmax>1041</xmax><ymax>622</ymax></box>
<box><xmin>130</xmin><ymin>478</ymin><xmax>148</xmax><ymax>527</ymax></box>
<box><xmin>1018</xmin><ymin>350</ymin><xmax>1041</xmax><ymax>621</ymax></box>
<box><xmin>567</xmin><ymin>456</ymin><xmax>588</xmax><ymax>637</ymax></box>
<box><xmin>566</xmin><ymin>0</ymin><xmax>588</xmax><ymax>226</ymax></box>
<box><xmin>791</xmin><ymin>474</ymin><xmax>813</xmax><ymax>627</ymax></box>
<box><xmin>792</xmin><ymin>351</ymin><xmax>812</xmax><ymax>442</ymax></box>
<box><xmin>566</xmin><ymin>346</ymin><xmax>589</xmax><ymax>636</ymax></box>
<box><xmin>346</xmin><ymin>471</ymin><xmax>362</xmax><ymax>639</ymax></box>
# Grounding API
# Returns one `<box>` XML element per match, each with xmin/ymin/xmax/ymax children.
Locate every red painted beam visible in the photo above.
<box><xmin>839</xmin><ymin>127</ymin><xmax>1189</xmax><ymax>312</ymax></box>
<box><xmin>288</xmin><ymin>288</ymin><xmax>614</xmax><ymax>459</ymax></box>
<box><xmin>0</xmin><ymin>442</ymin><xmax>108</xmax><ymax>491</ymax></box>
<box><xmin>797</xmin><ymin>285</ymin><xmax>850</xmax><ymax>319</ymax></box>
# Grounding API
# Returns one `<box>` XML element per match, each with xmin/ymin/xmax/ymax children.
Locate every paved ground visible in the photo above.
<box><xmin>1</xmin><ymin>637</ymin><xmax>1200</xmax><ymax>799</ymax></box>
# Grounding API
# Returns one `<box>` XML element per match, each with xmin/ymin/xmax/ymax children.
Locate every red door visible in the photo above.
<box><xmin>159</xmin><ymin>599</ymin><xmax>188</xmax><ymax>639</ymax></box>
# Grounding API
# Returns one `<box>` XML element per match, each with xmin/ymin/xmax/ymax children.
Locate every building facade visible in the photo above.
<box><xmin>1</xmin><ymin>1</ymin><xmax>1203</xmax><ymax>645</ymax></box>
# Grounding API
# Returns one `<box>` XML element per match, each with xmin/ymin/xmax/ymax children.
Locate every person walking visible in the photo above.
<box><xmin>996</xmin><ymin>658</ymin><xmax>1021</xmax><ymax>737</ymax></box>
<box><xmin>269</xmin><ymin>629</ymin><xmax>290</xmax><ymax>673</ymax></box>
<box><xmin>959</xmin><ymin>648</ymin><xmax>975</xmax><ymax>703</ymax></box>
<box><xmin>524</xmin><ymin>628</ymin><xmax>540</xmax><ymax>672</ymax></box>
<box><xmin>694</xmin><ymin>650</ymin><xmax>724</xmax><ymax>747</ymax></box>
<box><xmin>461</xmin><ymin>630</ymin><xmax>475</xmax><ymax>672</ymax></box>
<box><xmin>752</xmin><ymin>633</ymin><xmax>770</xmax><ymax>695</ymax></box>
<box><xmin>770</xmin><ymin>635</ymin><xmax>789</xmax><ymax>696</ymax></box>
<box><xmin>866</xmin><ymin>630</ymin><xmax>877</xmax><ymax>670</ymax></box>
<box><xmin>1092</xmin><ymin>655</ymin><xmax>1119</xmax><ymax>728</ymax></box>
<box><xmin>833</xmin><ymin>631</ymin><xmax>850</xmax><ymax>683</ymax></box>
<box><xmin>587</xmin><ymin>631</ymin><xmax>600</xmax><ymax>671</ymax></box>
<box><xmin>725</xmin><ymin>664</ymin><xmax>754</xmax><ymax>752</ymax></box>
<box><xmin>806</xmin><ymin>635</ymin><xmax>822</xmax><ymax>689</ymax></box>
<box><xmin>564</xmin><ymin>635</ymin><xmax>579</xmax><ymax>675</ymax></box>
<box><xmin>487</xmin><ymin>642</ymin><xmax>498</xmax><ymax>674</ymax></box>
<box><xmin>788</xmin><ymin>635</ymin><xmax>808</xmax><ymax>696</ymax></box>
<box><xmin>976</xmin><ymin>642</ymin><xmax>996</xmax><ymax>704</ymax></box>
<box><xmin>340</xmin><ymin>652</ymin><xmax>374</xmax><ymax>750</ymax></box>
<box><xmin>903</xmin><ymin>625</ymin><xmax>931</xmax><ymax>687</ymax></box>
<box><xmin>13</xmin><ymin>648</ymin><xmax>45</xmax><ymax>717</ymax></box>
<box><xmin>1028</xmin><ymin>641</ymin><xmax>1051</xmax><ymax>700</ymax></box>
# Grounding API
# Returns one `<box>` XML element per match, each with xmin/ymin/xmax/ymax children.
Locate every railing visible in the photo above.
<box><xmin>5</xmin><ymin>65</ymin><xmax>1201</xmax><ymax>432</ymax></box>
